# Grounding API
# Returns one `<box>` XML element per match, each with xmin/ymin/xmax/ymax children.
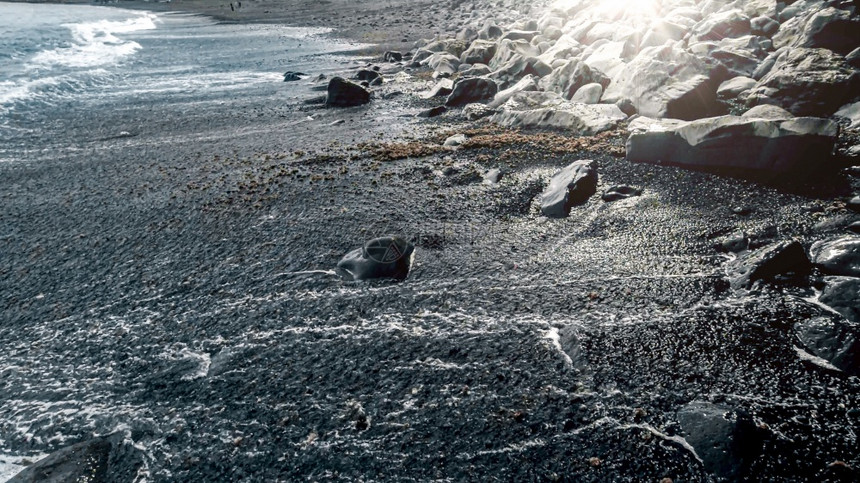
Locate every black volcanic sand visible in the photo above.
<box><xmin>3</xmin><ymin>2</ymin><xmax>860</xmax><ymax>483</ymax></box>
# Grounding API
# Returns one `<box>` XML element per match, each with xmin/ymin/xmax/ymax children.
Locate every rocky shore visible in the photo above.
<box><xmin>2</xmin><ymin>0</ymin><xmax>860</xmax><ymax>481</ymax></box>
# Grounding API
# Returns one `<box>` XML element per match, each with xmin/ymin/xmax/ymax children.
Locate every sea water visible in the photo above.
<box><xmin>0</xmin><ymin>1</ymin><xmax>364</xmax><ymax>164</ymax></box>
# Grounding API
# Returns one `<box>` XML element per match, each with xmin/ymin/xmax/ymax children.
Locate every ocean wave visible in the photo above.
<box><xmin>28</xmin><ymin>13</ymin><xmax>157</xmax><ymax>69</ymax></box>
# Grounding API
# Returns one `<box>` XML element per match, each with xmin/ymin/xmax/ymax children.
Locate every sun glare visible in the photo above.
<box><xmin>554</xmin><ymin>0</ymin><xmax>662</xmax><ymax>21</ymax></box>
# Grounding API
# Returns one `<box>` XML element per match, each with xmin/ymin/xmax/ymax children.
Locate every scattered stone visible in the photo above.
<box><xmin>445</xmin><ymin>78</ymin><xmax>498</xmax><ymax>107</ymax></box>
<box><xmin>336</xmin><ymin>236</ymin><xmax>415</xmax><ymax>281</ymax></box>
<box><xmin>283</xmin><ymin>71</ymin><xmax>306</xmax><ymax>82</ymax></box>
<box><xmin>383</xmin><ymin>51</ymin><xmax>402</xmax><ymax>62</ymax></box>
<box><xmin>417</xmin><ymin>106</ymin><xmax>447</xmax><ymax>118</ymax></box>
<box><xmin>483</xmin><ymin>168</ymin><xmax>502</xmax><ymax>184</ymax></box>
<box><xmin>676</xmin><ymin>401</ymin><xmax>762</xmax><ymax>481</ymax></box>
<box><xmin>726</xmin><ymin>240</ymin><xmax>810</xmax><ymax>289</ymax></box>
<box><xmin>326</xmin><ymin>77</ymin><xmax>370</xmax><ymax>107</ymax></box>
<box><xmin>810</xmin><ymin>236</ymin><xmax>860</xmax><ymax>277</ymax></box>
<box><xmin>424</xmin><ymin>79</ymin><xmax>455</xmax><ymax>99</ymax></box>
<box><xmin>443</xmin><ymin>133</ymin><xmax>467</xmax><ymax>148</ymax></box>
<box><xmin>602</xmin><ymin>185</ymin><xmax>641</xmax><ymax>202</ymax></box>
<box><xmin>819</xmin><ymin>276</ymin><xmax>860</xmax><ymax>323</ymax></box>
<box><xmin>795</xmin><ymin>316</ymin><xmax>860</xmax><ymax>375</ymax></box>
<box><xmin>355</xmin><ymin>69</ymin><xmax>381</xmax><ymax>82</ymax></box>
<box><xmin>462</xmin><ymin>103</ymin><xmax>495</xmax><ymax>120</ymax></box>
<box><xmin>626</xmin><ymin>115</ymin><xmax>838</xmax><ymax>173</ymax></box>
<box><xmin>716</xmin><ymin>231</ymin><xmax>750</xmax><ymax>253</ymax></box>
<box><xmin>540</xmin><ymin>160</ymin><xmax>598</xmax><ymax>218</ymax></box>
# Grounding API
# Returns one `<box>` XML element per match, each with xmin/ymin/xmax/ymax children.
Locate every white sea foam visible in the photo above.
<box><xmin>29</xmin><ymin>13</ymin><xmax>157</xmax><ymax>69</ymax></box>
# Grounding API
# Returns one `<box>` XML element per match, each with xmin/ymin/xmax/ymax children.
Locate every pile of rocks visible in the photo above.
<box><xmin>408</xmin><ymin>0</ymin><xmax>859</xmax><ymax>173</ymax></box>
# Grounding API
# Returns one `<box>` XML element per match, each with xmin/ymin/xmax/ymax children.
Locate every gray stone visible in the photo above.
<box><xmin>445</xmin><ymin>78</ymin><xmax>498</xmax><ymax>107</ymax></box>
<box><xmin>423</xmin><ymin>78</ymin><xmax>455</xmax><ymax>99</ymax></box>
<box><xmin>820</xmin><ymin>276</ymin><xmax>860</xmax><ymax>323</ymax></box>
<box><xmin>602</xmin><ymin>42</ymin><xmax>725</xmax><ymax>120</ymax></box>
<box><xmin>489</xmin><ymin>74</ymin><xmax>539</xmax><ymax>109</ymax></box>
<box><xmin>489</xmin><ymin>39</ymin><xmax>541</xmax><ymax>70</ymax></box>
<box><xmin>810</xmin><ymin>236</ymin><xmax>860</xmax><ymax>277</ymax></box>
<box><xmin>489</xmin><ymin>55</ymin><xmax>552</xmax><ymax>89</ymax></box>
<box><xmin>462</xmin><ymin>103</ymin><xmax>496</xmax><ymax>120</ymax></box>
<box><xmin>746</xmin><ymin>48</ymin><xmax>860</xmax><ymax>117</ymax></box>
<box><xmin>443</xmin><ymin>133</ymin><xmax>467</xmax><ymax>148</ymax></box>
<box><xmin>336</xmin><ymin>236</ymin><xmax>415</xmax><ymax>281</ymax></box>
<box><xmin>538</xmin><ymin>58</ymin><xmax>610</xmax><ymax>101</ymax></box>
<box><xmin>717</xmin><ymin>76</ymin><xmax>757</xmax><ymax>99</ymax></box>
<box><xmin>570</xmin><ymin>83</ymin><xmax>603</xmax><ymax>104</ymax></box>
<box><xmin>741</xmin><ymin>104</ymin><xmax>794</xmax><ymax>120</ymax></box>
<box><xmin>626</xmin><ymin>115</ymin><xmax>838</xmax><ymax>173</ymax></box>
<box><xmin>726</xmin><ymin>240</ymin><xmax>810</xmax><ymax>289</ymax></box>
<box><xmin>540</xmin><ymin>160</ymin><xmax>598</xmax><ymax>218</ymax></box>
<box><xmin>796</xmin><ymin>316</ymin><xmax>860</xmax><ymax>374</ymax></box>
<box><xmin>601</xmin><ymin>185</ymin><xmax>641</xmax><ymax>202</ymax></box>
<box><xmin>326</xmin><ymin>77</ymin><xmax>370</xmax><ymax>107</ymax></box>
<box><xmin>483</xmin><ymin>168</ymin><xmax>503</xmax><ymax>184</ymax></box>
<box><xmin>690</xmin><ymin>9</ymin><xmax>751</xmax><ymax>43</ymax></box>
<box><xmin>460</xmin><ymin>39</ymin><xmax>498</xmax><ymax>65</ymax></box>
<box><xmin>751</xmin><ymin>16</ymin><xmax>779</xmax><ymax>37</ymax></box>
<box><xmin>835</xmin><ymin>101</ymin><xmax>860</xmax><ymax>130</ymax></box>
<box><xmin>499</xmin><ymin>30</ymin><xmax>539</xmax><ymax>42</ymax></box>
<box><xmin>492</xmin><ymin>93</ymin><xmax>627</xmax><ymax>135</ymax></box>
<box><xmin>677</xmin><ymin>401</ymin><xmax>762</xmax><ymax>480</ymax></box>
<box><xmin>776</xmin><ymin>7</ymin><xmax>860</xmax><ymax>55</ymax></box>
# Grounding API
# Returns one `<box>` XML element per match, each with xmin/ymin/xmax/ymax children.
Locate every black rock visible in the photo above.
<box><xmin>336</xmin><ymin>236</ymin><xmax>415</xmax><ymax>281</ymax></box>
<box><xmin>369</xmin><ymin>76</ymin><xmax>383</xmax><ymax>87</ymax></box>
<box><xmin>727</xmin><ymin>240</ymin><xmax>810</xmax><ymax>289</ymax></box>
<box><xmin>445</xmin><ymin>78</ymin><xmax>498</xmax><ymax>107</ymax></box>
<box><xmin>540</xmin><ymin>160</ymin><xmax>598</xmax><ymax>218</ymax></box>
<box><xmin>326</xmin><ymin>77</ymin><xmax>370</xmax><ymax>107</ymax></box>
<box><xmin>601</xmin><ymin>185</ymin><xmax>642</xmax><ymax>202</ymax></box>
<box><xmin>796</xmin><ymin>316</ymin><xmax>860</xmax><ymax>375</ymax></box>
<box><xmin>848</xmin><ymin>196</ymin><xmax>860</xmax><ymax>213</ymax></box>
<box><xmin>849</xmin><ymin>221</ymin><xmax>860</xmax><ymax>234</ymax></box>
<box><xmin>9</xmin><ymin>434</ymin><xmax>143</xmax><ymax>483</ymax></box>
<box><xmin>283</xmin><ymin>71</ymin><xmax>306</xmax><ymax>82</ymax></box>
<box><xmin>417</xmin><ymin>106</ymin><xmax>447</xmax><ymax>118</ymax></box>
<box><xmin>383</xmin><ymin>51</ymin><xmax>403</xmax><ymax>62</ymax></box>
<box><xmin>810</xmin><ymin>235</ymin><xmax>860</xmax><ymax>277</ymax></box>
<box><xmin>355</xmin><ymin>69</ymin><xmax>381</xmax><ymax>82</ymax></box>
<box><xmin>677</xmin><ymin>401</ymin><xmax>763</xmax><ymax>480</ymax></box>
<box><xmin>820</xmin><ymin>276</ymin><xmax>860</xmax><ymax>323</ymax></box>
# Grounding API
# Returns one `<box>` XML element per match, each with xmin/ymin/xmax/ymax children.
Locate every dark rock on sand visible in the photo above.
<box><xmin>283</xmin><ymin>71</ymin><xmax>306</xmax><ymax>82</ymax></box>
<box><xmin>677</xmin><ymin>401</ymin><xmax>763</xmax><ymax>481</ymax></box>
<box><xmin>540</xmin><ymin>159</ymin><xmax>598</xmax><ymax>218</ymax></box>
<box><xmin>336</xmin><ymin>236</ymin><xmax>415</xmax><ymax>281</ymax></box>
<box><xmin>726</xmin><ymin>240</ymin><xmax>810</xmax><ymax>289</ymax></box>
<box><xmin>602</xmin><ymin>185</ymin><xmax>642</xmax><ymax>202</ymax></box>
<box><xmin>383</xmin><ymin>51</ymin><xmax>402</xmax><ymax>62</ymax></box>
<box><xmin>819</xmin><ymin>276</ymin><xmax>860</xmax><ymax>323</ymax></box>
<box><xmin>355</xmin><ymin>69</ymin><xmax>381</xmax><ymax>82</ymax></box>
<box><xmin>810</xmin><ymin>236</ymin><xmax>860</xmax><ymax>277</ymax></box>
<box><xmin>796</xmin><ymin>316</ymin><xmax>860</xmax><ymax>375</ymax></box>
<box><xmin>9</xmin><ymin>434</ymin><xmax>142</xmax><ymax>483</ymax></box>
<box><xmin>746</xmin><ymin>48</ymin><xmax>860</xmax><ymax>117</ymax></box>
<box><xmin>417</xmin><ymin>105</ymin><xmax>447</xmax><ymax>118</ymax></box>
<box><xmin>326</xmin><ymin>77</ymin><xmax>370</xmax><ymax>107</ymax></box>
<box><xmin>445</xmin><ymin>78</ymin><xmax>498</xmax><ymax>107</ymax></box>
<box><xmin>626</xmin><ymin>115</ymin><xmax>838</xmax><ymax>173</ymax></box>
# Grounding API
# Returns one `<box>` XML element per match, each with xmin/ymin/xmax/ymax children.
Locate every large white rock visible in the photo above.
<box><xmin>626</xmin><ymin>114</ymin><xmax>839</xmax><ymax>172</ymax></box>
<box><xmin>602</xmin><ymin>42</ymin><xmax>725</xmax><ymax>120</ymax></box>
<box><xmin>491</xmin><ymin>92</ymin><xmax>627</xmax><ymax>135</ymax></box>
<box><xmin>570</xmin><ymin>83</ymin><xmax>603</xmax><ymax>104</ymax></box>
<box><xmin>538</xmin><ymin>58</ymin><xmax>609</xmax><ymax>100</ymax></box>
